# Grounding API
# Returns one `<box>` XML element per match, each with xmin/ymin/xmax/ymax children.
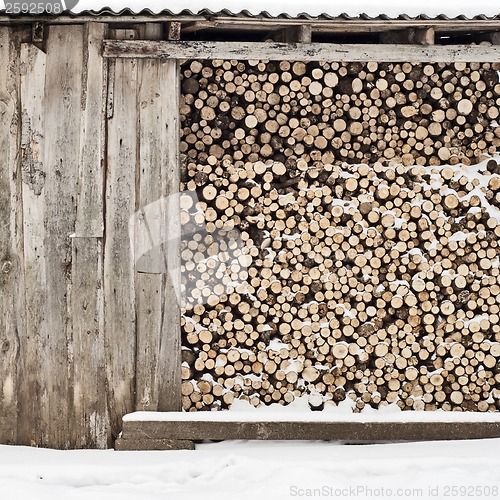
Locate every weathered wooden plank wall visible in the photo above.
<box><xmin>156</xmin><ymin>58</ymin><xmax>181</xmax><ymax>412</ymax></box>
<box><xmin>0</xmin><ymin>26</ymin><xmax>22</xmax><ymax>446</ymax></box>
<box><xmin>41</xmin><ymin>23</ymin><xmax>84</xmax><ymax>448</ymax></box>
<box><xmin>104</xmin><ymin>53</ymin><xmax>138</xmax><ymax>441</ymax></box>
<box><xmin>0</xmin><ymin>22</ymin><xmax>181</xmax><ymax>449</ymax></box>
<box><xmin>70</xmin><ymin>22</ymin><xmax>108</xmax><ymax>449</ymax></box>
<box><xmin>18</xmin><ymin>39</ymin><xmax>47</xmax><ymax>447</ymax></box>
<box><xmin>134</xmin><ymin>57</ymin><xmax>182</xmax><ymax>413</ymax></box>
<box><xmin>135</xmin><ymin>55</ymin><xmax>166</xmax><ymax>412</ymax></box>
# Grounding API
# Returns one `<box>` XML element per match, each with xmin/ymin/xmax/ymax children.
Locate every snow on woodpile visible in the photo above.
<box><xmin>177</xmin><ymin>59</ymin><xmax>500</xmax><ymax>414</ymax></box>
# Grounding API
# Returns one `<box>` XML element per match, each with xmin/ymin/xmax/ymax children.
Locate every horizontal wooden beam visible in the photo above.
<box><xmin>0</xmin><ymin>15</ymin><xmax>206</xmax><ymax>24</ymax></box>
<box><xmin>103</xmin><ymin>39</ymin><xmax>500</xmax><ymax>62</ymax></box>
<box><xmin>2</xmin><ymin>15</ymin><xmax>498</xmax><ymax>35</ymax></box>
<box><xmin>118</xmin><ymin>419</ymin><xmax>500</xmax><ymax>448</ymax></box>
<box><xmin>115</xmin><ymin>437</ymin><xmax>195</xmax><ymax>451</ymax></box>
<box><xmin>180</xmin><ymin>19</ymin><xmax>500</xmax><ymax>35</ymax></box>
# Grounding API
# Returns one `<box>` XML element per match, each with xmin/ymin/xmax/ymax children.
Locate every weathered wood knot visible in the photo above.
<box><xmin>1</xmin><ymin>340</ymin><xmax>10</xmax><ymax>353</ymax></box>
<box><xmin>2</xmin><ymin>260</ymin><xmax>12</xmax><ymax>274</ymax></box>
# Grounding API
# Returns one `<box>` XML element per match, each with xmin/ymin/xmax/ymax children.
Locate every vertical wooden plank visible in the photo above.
<box><xmin>135</xmin><ymin>58</ymin><xmax>165</xmax><ymax>412</ymax></box>
<box><xmin>69</xmin><ymin>22</ymin><xmax>108</xmax><ymax>448</ymax></box>
<box><xmin>43</xmin><ymin>25</ymin><xmax>83</xmax><ymax>448</ymax></box>
<box><xmin>44</xmin><ymin>25</ymin><xmax>84</xmax><ymax>449</ymax></box>
<box><xmin>105</xmin><ymin>57</ymin><xmax>138</xmax><ymax>440</ymax></box>
<box><xmin>131</xmin><ymin>41</ymin><xmax>182</xmax><ymax>413</ymax></box>
<box><xmin>18</xmin><ymin>42</ymin><xmax>47</xmax><ymax>446</ymax></box>
<box><xmin>75</xmin><ymin>22</ymin><xmax>107</xmax><ymax>237</ymax></box>
<box><xmin>0</xmin><ymin>27</ymin><xmax>21</xmax><ymax>445</ymax></box>
<box><xmin>69</xmin><ymin>237</ymin><xmax>107</xmax><ymax>447</ymax></box>
<box><xmin>135</xmin><ymin>274</ymin><xmax>162</xmax><ymax>411</ymax></box>
<box><xmin>156</xmin><ymin>59</ymin><xmax>182</xmax><ymax>411</ymax></box>
<box><xmin>105</xmin><ymin>27</ymin><xmax>141</xmax><ymax>438</ymax></box>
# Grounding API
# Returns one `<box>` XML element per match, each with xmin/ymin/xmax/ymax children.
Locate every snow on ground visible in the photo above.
<box><xmin>1</xmin><ymin>438</ymin><xmax>500</xmax><ymax>500</ymax></box>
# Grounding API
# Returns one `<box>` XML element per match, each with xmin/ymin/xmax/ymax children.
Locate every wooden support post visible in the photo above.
<box><xmin>108</xmin><ymin>27</ymin><xmax>138</xmax><ymax>40</ymax></box>
<box><xmin>276</xmin><ymin>24</ymin><xmax>312</xmax><ymax>43</ymax></box>
<box><xmin>110</xmin><ymin>24</ymin><xmax>164</xmax><ymax>41</ymax></box>
<box><xmin>31</xmin><ymin>21</ymin><xmax>44</xmax><ymax>45</ymax></box>
<box><xmin>488</xmin><ymin>32</ymin><xmax>500</xmax><ymax>45</ymax></box>
<box><xmin>142</xmin><ymin>23</ymin><xmax>163</xmax><ymax>40</ymax></box>
<box><xmin>380</xmin><ymin>27</ymin><xmax>435</xmax><ymax>45</ymax></box>
<box><xmin>168</xmin><ymin>22</ymin><xmax>181</xmax><ymax>41</ymax></box>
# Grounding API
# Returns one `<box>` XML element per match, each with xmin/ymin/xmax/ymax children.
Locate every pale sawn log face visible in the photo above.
<box><xmin>178</xmin><ymin>59</ymin><xmax>500</xmax><ymax>413</ymax></box>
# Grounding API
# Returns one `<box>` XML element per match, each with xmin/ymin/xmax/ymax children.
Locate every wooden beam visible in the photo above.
<box><xmin>103</xmin><ymin>39</ymin><xmax>500</xmax><ymax>62</ymax></box>
<box><xmin>177</xmin><ymin>18</ymin><xmax>499</xmax><ymax>36</ymax></box>
<box><xmin>180</xmin><ymin>17</ymin><xmax>500</xmax><ymax>35</ymax></box>
<box><xmin>1</xmin><ymin>15</ymin><xmax>499</xmax><ymax>36</ymax></box>
<box><xmin>0</xmin><ymin>14</ymin><xmax>206</xmax><ymax>24</ymax></box>
<box><xmin>117</xmin><ymin>418</ymin><xmax>500</xmax><ymax>449</ymax></box>
<box><xmin>115</xmin><ymin>437</ymin><xmax>194</xmax><ymax>451</ymax></box>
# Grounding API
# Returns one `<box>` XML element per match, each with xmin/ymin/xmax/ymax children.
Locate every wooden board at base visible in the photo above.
<box><xmin>115</xmin><ymin>437</ymin><xmax>195</xmax><ymax>451</ymax></box>
<box><xmin>115</xmin><ymin>418</ymin><xmax>500</xmax><ymax>450</ymax></box>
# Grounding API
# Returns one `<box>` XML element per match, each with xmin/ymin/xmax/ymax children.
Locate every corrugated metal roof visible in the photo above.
<box><xmin>77</xmin><ymin>9</ymin><xmax>500</xmax><ymax>20</ymax></box>
<box><xmin>0</xmin><ymin>7</ymin><xmax>500</xmax><ymax>20</ymax></box>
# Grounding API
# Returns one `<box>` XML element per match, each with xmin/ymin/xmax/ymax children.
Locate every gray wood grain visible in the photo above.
<box><xmin>104</xmin><ymin>57</ymin><xmax>138</xmax><ymax>439</ymax></box>
<box><xmin>69</xmin><ymin>236</ymin><xmax>108</xmax><ymax>448</ymax></box>
<box><xmin>0</xmin><ymin>27</ymin><xmax>21</xmax><ymax>446</ymax></box>
<box><xmin>18</xmin><ymin>41</ymin><xmax>47</xmax><ymax>447</ymax></box>
<box><xmin>135</xmin><ymin>57</ymin><xmax>182</xmax><ymax>413</ymax></box>
<box><xmin>135</xmin><ymin>59</ymin><xmax>166</xmax><ymax>275</ymax></box>
<box><xmin>135</xmin><ymin>58</ymin><xmax>167</xmax><ymax>413</ymax></box>
<box><xmin>156</xmin><ymin>59</ymin><xmax>181</xmax><ymax>412</ymax></box>
<box><xmin>120</xmin><ymin>419</ymin><xmax>500</xmax><ymax>443</ymax></box>
<box><xmin>69</xmin><ymin>22</ymin><xmax>108</xmax><ymax>448</ymax></box>
<box><xmin>103</xmin><ymin>40</ymin><xmax>500</xmax><ymax>62</ymax></box>
<box><xmin>41</xmin><ymin>24</ymin><xmax>84</xmax><ymax>448</ymax></box>
<box><xmin>135</xmin><ymin>273</ymin><xmax>162</xmax><ymax>411</ymax></box>
<box><xmin>75</xmin><ymin>22</ymin><xmax>107</xmax><ymax>238</ymax></box>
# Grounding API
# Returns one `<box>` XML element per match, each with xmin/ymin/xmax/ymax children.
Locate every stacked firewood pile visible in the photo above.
<box><xmin>179</xmin><ymin>59</ymin><xmax>500</xmax><ymax>412</ymax></box>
